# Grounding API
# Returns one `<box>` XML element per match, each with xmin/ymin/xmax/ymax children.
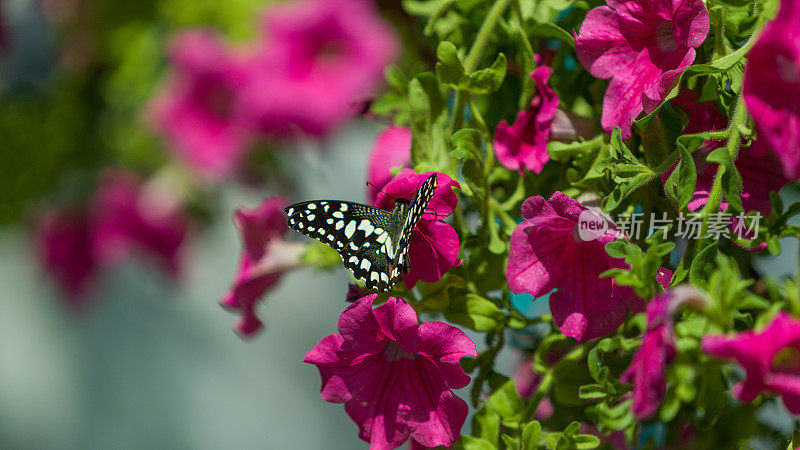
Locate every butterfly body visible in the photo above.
<box><xmin>284</xmin><ymin>174</ymin><xmax>437</xmax><ymax>292</ymax></box>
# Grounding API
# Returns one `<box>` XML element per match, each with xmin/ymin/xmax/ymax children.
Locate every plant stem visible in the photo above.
<box><xmin>511</xmin><ymin>0</ymin><xmax>537</xmax><ymax>109</ymax></box>
<box><xmin>449</xmin><ymin>0</ymin><xmax>513</xmax><ymax>133</ymax></box>
<box><xmin>699</xmin><ymin>92</ymin><xmax>748</xmax><ymax>236</ymax></box>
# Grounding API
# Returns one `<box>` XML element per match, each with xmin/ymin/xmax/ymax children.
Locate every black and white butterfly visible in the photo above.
<box><xmin>284</xmin><ymin>174</ymin><xmax>437</xmax><ymax>292</ymax></box>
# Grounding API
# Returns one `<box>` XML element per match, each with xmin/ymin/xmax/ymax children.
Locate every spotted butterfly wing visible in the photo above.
<box><xmin>284</xmin><ymin>174</ymin><xmax>437</xmax><ymax>291</ymax></box>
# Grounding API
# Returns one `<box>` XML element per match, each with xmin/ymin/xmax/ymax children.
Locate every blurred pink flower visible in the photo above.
<box><xmin>92</xmin><ymin>172</ymin><xmax>190</xmax><ymax>278</ymax></box>
<box><xmin>622</xmin><ymin>286</ymin><xmax>706</xmax><ymax>418</ymax></box>
<box><xmin>240</xmin><ymin>0</ymin><xmax>397</xmax><ymax>138</ymax></box>
<box><xmin>664</xmin><ymin>89</ymin><xmax>788</xmax><ymax>218</ymax></box>
<box><xmin>367</xmin><ymin>125</ymin><xmax>412</xmax><ymax>204</ymax></box>
<box><xmin>149</xmin><ymin>30</ymin><xmax>252</xmax><ymax>180</ymax></box>
<box><xmin>743</xmin><ymin>0</ymin><xmax>800</xmax><ymax>179</ymax></box>
<box><xmin>305</xmin><ymin>295</ymin><xmax>476</xmax><ymax>449</ymax></box>
<box><xmin>621</xmin><ymin>293</ymin><xmax>676</xmax><ymax>418</ymax></box>
<box><xmin>574</xmin><ymin>0</ymin><xmax>709</xmax><ymax>138</ymax></box>
<box><xmin>507</xmin><ymin>192</ymin><xmax>660</xmax><ymax>341</ymax></box>
<box><xmin>36</xmin><ymin>171</ymin><xmax>191</xmax><ymax>302</ymax></box>
<box><xmin>221</xmin><ymin>197</ymin><xmax>303</xmax><ymax>337</ymax></box>
<box><xmin>493</xmin><ymin>64</ymin><xmax>559</xmax><ymax>175</ymax></box>
<box><xmin>703</xmin><ymin>311</ymin><xmax>800</xmax><ymax>414</ymax></box>
<box><xmin>375</xmin><ymin>170</ymin><xmax>461</xmax><ymax>289</ymax></box>
<box><xmin>513</xmin><ymin>357</ymin><xmax>555</xmax><ymax>419</ymax></box>
<box><xmin>36</xmin><ymin>209</ymin><xmax>99</xmax><ymax>303</ymax></box>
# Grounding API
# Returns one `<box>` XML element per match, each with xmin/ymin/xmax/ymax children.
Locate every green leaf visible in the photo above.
<box><xmin>553</xmin><ymin>361</ymin><xmax>594</xmax><ymax>406</ymax></box>
<box><xmin>688</xmin><ymin>43</ymin><xmax>750</xmax><ymax>75</ymax></box>
<box><xmin>522</xmin><ymin>421</ymin><xmax>542</xmax><ymax>450</ymax></box>
<box><xmin>706</xmin><ymin>147</ymin><xmax>744</xmax><ymax>213</ymax></box>
<box><xmin>605</xmin><ymin>240</ymin><xmax>628</xmax><ymax>259</ymax></box>
<box><xmin>453</xmin><ymin>435</ymin><xmax>497</xmax><ymax>450</ymax></box>
<box><xmin>444</xmin><ymin>294</ymin><xmax>505</xmax><ymax>331</ymax></box>
<box><xmin>473</xmin><ymin>405</ymin><xmax>501</xmax><ymax>447</ymax></box>
<box><xmin>689</xmin><ymin>240</ymin><xmax>718</xmax><ymax>288</ymax></box>
<box><xmin>435</xmin><ymin>41</ymin><xmax>466</xmax><ymax>86</ymax></box>
<box><xmin>450</xmin><ymin>128</ymin><xmax>484</xmax><ymax>161</ymax></box>
<box><xmin>486</xmin><ymin>379</ymin><xmax>524</xmax><ymax>427</ymax></box>
<box><xmin>466</xmin><ymin>53</ymin><xmax>507</xmax><ymax>94</ymax></box>
<box><xmin>573</xmin><ymin>434</ymin><xmax>601</xmax><ymax>449</ymax></box>
<box><xmin>501</xmin><ymin>434</ymin><xmax>519</xmax><ymax>449</ymax></box>
<box><xmin>788</xmin><ymin>428</ymin><xmax>800</xmax><ymax>450</ymax></box>
<box><xmin>407</xmin><ymin>73</ymin><xmax>450</xmax><ymax>171</ymax></box>
<box><xmin>664</xmin><ymin>139</ymin><xmax>697</xmax><ymax>210</ymax></box>
<box><xmin>578</xmin><ymin>384</ymin><xmax>607</xmax><ymax>400</ymax></box>
<box><xmin>637</xmin><ymin>103</ymin><xmax>685</xmax><ymax>168</ymax></box>
<box><xmin>528</xmin><ymin>22</ymin><xmax>575</xmax><ymax>47</ymax></box>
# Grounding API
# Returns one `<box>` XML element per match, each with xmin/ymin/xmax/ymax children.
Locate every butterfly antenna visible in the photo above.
<box><xmin>423</xmin><ymin>209</ymin><xmax>449</xmax><ymax>223</ymax></box>
<box><xmin>365</xmin><ymin>181</ymin><xmax>397</xmax><ymax>200</ymax></box>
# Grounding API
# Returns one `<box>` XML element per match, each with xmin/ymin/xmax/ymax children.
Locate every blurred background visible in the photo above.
<box><xmin>0</xmin><ymin>0</ymin><xmax>418</xmax><ymax>447</ymax></box>
<box><xmin>1</xmin><ymin>0</ymin><xmax>798</xmax><ymax>448</ymax></box>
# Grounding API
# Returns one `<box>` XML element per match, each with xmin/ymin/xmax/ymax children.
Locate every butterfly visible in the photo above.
<box><xmin>284</xmin><ymin>174</ymin><xmax>437</xmax><ymax>292</ymax></box>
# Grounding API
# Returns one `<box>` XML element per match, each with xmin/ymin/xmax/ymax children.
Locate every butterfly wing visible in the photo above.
<box><xmin>285</xmin><ymin>201</ymin><xmax>397</xmax><ymax>291</ymax></box>
<box><xmin>391</xmin><ymin>174</ymin><xmax>438</xmax><ymax>278</ymax></box>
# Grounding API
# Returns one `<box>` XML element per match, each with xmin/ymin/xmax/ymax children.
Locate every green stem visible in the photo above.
<box><xmin>699</xmin><ymin>93</ymin><xmax>748</xmax><ymax>236</ymax></box>
<box><xmin>424</xmin><ymin>0</ymin><xmax>457</xmax><ymax>36</ymax></box>
<box><xmin>468</xmin><ymin>97</ymin><xmax>491</xmax><ymax>137</ymax></box>
<box><xmin>511</xmin><ymin>0</ymin><xmax>537</xmax><ymax>109</ymax></box>
<box><xmin>449</xmin><ymin>0</ymin><xmax>513</xmax><ymax>133</ymax></box>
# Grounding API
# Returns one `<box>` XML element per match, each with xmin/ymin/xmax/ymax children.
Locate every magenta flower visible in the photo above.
<box><xmin>149</xmin><ymin>30</ymin><xmax>251</xmax><ymax>180</ymax></box>
<box><xmin>622</xmin><ymin>321</ymin><xmax>676</xmax><ymax>418</ymax></box>
<box><xmin>507</xmin><ymin>192</ymin><xmax>645</xmax><ymax>341</ymax></box>
<box><xmin>36</xmin><ymin>171</ymin><xmax>191</xmax><ymax>302</ymax></box>
<box><xmin>493</xmin><ymin>64</ymin><xmax>559</xmax><ymax>175</ymax></box>
<box><xmin>221</xmin><ymin>197</ymin><xmax>304</xmax><ymax>336</ymax></box>
<box><xmin>36</xmin><ymin>209</ymin><xmax>100</xmax><ymax>303</ymax></box>
<box><xmin>91</xmin><ymin>172</ymin><xmax>190</xmax><ymax>278</ymax></box>
<box><xmin>513</xmin><ymin>356</ymin><xmax>555</xmax><ymax>419</ymax></box>
<box><xmin>743</xmin><ymin>0</ymin><xmax>800</xmax><ymax>179</ymax></box>
<box><xmin>621</xmin><ymin>292</ymin><xmax>676</xmax><ymax>419</ymax></box>
<box><xmin>664</xmin><ymin>89</ymin><xmax>788</xmax><ymax>217</ymax></box>
<box><xmin>622</xmin><ymin>286</ymin><xmax>706</xmax><ymax>418</ymax></box>
<box><xmin>703</xmin><ymin>311</ymin><xmax>800</xmax><ymax>414</ymax></box>
<box><xmin>305</xmin><ymin>294</ymin><xmax>477</xmax><ymax>449</ymax></box>
<box><xmin>367</xmin><ymin>125</ymin><xmax>411</xmax><ymax>204</ymax></box>
<box><xmin>240</xmin><ymin>0</ymin><xmax>397</xmax><ymax>138</ymax></box>
<box><xmin>375</xmin><ymin>170</ymin><xmax>461</xmax><ymax>289</ymax></box>
<box><xmin>574</xmin><ymin>0</ymin><xmax>710</xmax><ymax>139</ymax></box>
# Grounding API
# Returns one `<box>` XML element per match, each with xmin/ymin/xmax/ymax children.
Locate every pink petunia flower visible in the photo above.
<box><xmin>493</xmin><ymin>64</ymin><xmax>560</xmax><ymax>175</ymax></box>
<box><xmin>36</xmin><ymin>170</ymin><xmax>192</xmax><ymax>303</ymax></box>
<box><xmin>367</xmin><ymin>125</ymin><xmax>412</xmax><ymax>204</ymax></box>
<box><xmin>375</xmin><ymin>170</ymin><xmax>461</xmax><ymax>289</ymax></box>
<box><xmin>221</xmin><ymin>197</ymin><xmax>304</xmax><ymax>336</ymax></box>
<box><xmin>305</xmin><ymin>294</ymin><xmax>477</xmax><ymax>449</ymax></box>
<box><xmin>507</xmin><ymin>192</ymin><xmax>635</xmax><ymax>341</ymax></box>
<box><xmin>702</xmin><ymin>311</ymin><xmax>800</xmax><ymax>414</ymax></box>
<box><xmin>239</xmin><ymin>0</ymin><xmax>397</xmax><ymax>138</ymax></box>
<box><xmin>149</xmin><ymin>30</ymin><xmax>252</xmax><ymax>180</ymax></box>
<box><xmin>574</xmin><ymin>0</ymin><xmax>710</xmax><ymax>139</ymax></box>
<box><xmin>664</xmin><ymin>89</ymin><xmax>789</xmax><ymax>218</ymax></box>
<box><xmin>622</xmin><ymin>286</ymin><xmax>707</xmax><ymax>418</ymax></box>
<box><xmin>36</xmin><ymin>209</ymin><xmax>100</xmax><ymax>304</ymax></box>
<box><xmin>91</xmin><ymin>171</ymin><xmax>190</xmax><ymax>279</ymax></box>
<box><xmin>506</xmin><ymin>192</ymin><xmax>673</xmax><ymax>342</ymax></box>
<box><xmin>742</xmin><ymin>0</ymin><xmax>800</xmax><ymax>179</ymax></box>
